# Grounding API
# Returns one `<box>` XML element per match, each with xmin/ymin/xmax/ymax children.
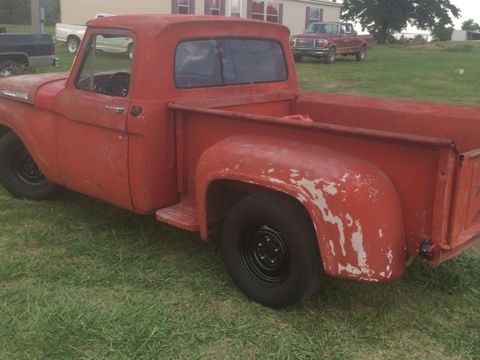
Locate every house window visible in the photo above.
<box><xmin>230</xmin><ymin>0</ymin><xmax>242</xmax><ymax>17</ymax></box>
<box><xmin>251</xmin><ymin>1</ymin><xmax>282</xmax><ymax>23</ymax></box>
<box><xmin>305</xmin><ymin>7</ymin><xmax>324</xmax><ymax>28</ymax></box>
<box><xmin>173</xmin><ymin>0</ymin><xmax>195</xmax><ymax>14</ymax></box>
<box><xmin>205</xmin><ymin>0</ymin><xmax>225</xmax><ymax>15</ymax></box>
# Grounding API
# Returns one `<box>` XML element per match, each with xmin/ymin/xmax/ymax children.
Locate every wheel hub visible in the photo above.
<box><xmin>12</xmin><ymin>148</ymin><xmax>45</xmax><ymax>185</ymax></box>
<box><xmin>241</xmin><ymin>224</ymin><xmax>290</xmax><ymax>286</ymax></box>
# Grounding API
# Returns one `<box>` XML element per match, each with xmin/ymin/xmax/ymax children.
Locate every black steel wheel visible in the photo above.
<box><xmin>0</xmin><ymin>131</ymin><xmax>59</xmax><ymax>200</ymax></box>
<box><xmin>221</xmin><ymin>192</ymin><xmax>322</xmax><ymax>308</ymax></box>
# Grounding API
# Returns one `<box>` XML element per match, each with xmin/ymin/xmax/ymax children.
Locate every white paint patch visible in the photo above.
<box><xmin>323</xmin><ymin>182</ymin><xmax>338</xmax><ymax>196</ymax></box>
<box><xmin>267</xmin><ymin>168</ymin><xmax>275</xmax><ymax>174</ymax></box>
<box><xmin>378</xmin><ymin>229</ymin><xmax>384</xmax><ymax>238</ymax></box>
<box><xmin>260</xmin><ymin>176</ymin><xmax>285</xmax><ymax>185</ymax></box>
<box><xmin>351</xmin><ymin>220</ymin><xmax>370</xmax><ymax>276</ymax></box>
<box><xmin>340</xmin><ymin>173</ymin><xmax>350</xmax><ymax>183</ymax></box>
<box><xmin>345</xmin><ymin>213</ymin><xmax>354</xmax><ymax>227</ymax></box>
<box><xmin>338</xmin><ymin>263</ymin><xmax>362</xmax><ymax>276</ymax></box>
<box><xmin>289</xmin><ymin>169</ymin><xmax>300</xmax><ymax>179</ymax></box>
<box><xmin>329</xmin><ymin>240</ymin><xmax>336</xmax><ymax>257</ymax></box>
<box><xmin>292</xmin><ymin>177</ymin><xmax>347</xmax><ymax>257</ymax></box>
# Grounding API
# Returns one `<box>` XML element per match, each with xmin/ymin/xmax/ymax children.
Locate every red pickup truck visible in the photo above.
<box><xmin>0</xmin><ymin>16</ymin><xmax>479</xmax><ymax>308</ymax></box>
<box><xmin>291</xmin><ymin>22</ymin><xmax>373</xmax><ymax>64</ymax></box>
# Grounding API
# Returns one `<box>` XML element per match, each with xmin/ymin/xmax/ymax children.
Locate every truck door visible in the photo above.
<box><xmin>55</xmin><ymin>31</ymin><xmax>135</xmax><ymax>209</ymax></box>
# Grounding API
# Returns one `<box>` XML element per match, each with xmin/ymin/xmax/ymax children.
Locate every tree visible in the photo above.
<box><xmin>342</xmin><ymin>0</ymin><xmax>460</xmax><ymax>44</ymax></box>
<box><xmin>431</xmin><ymin>23</ymin><xmax>454</xmax><ymax>41</ymax></box>
<box><xmin>0</xmin><ymin>0</ymin><xmax>59</xmax><ymax>26</ymax></box>
<box><xmin>461</xmin><ymin>19</ymin><xmax>480</xmax><ymax>32</ymax></box>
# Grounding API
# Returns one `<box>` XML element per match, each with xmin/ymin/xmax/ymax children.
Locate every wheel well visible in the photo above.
<box><xmin>205</xmin><ymin>179</ymin><xmax>313</xmax><ymax>237</ymax></box>
<box><xmin>0</xmin><ymin>124</ymin><xmax>11</xmax><ymax>139</ymax></box>
<box><xmin>0</xmin><ymin>54</ymin><xmax>28</xmax><ymax>66</ymax></box>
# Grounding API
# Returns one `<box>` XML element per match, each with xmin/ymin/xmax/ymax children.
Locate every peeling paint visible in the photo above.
<box><xmin>292</xmin><ymin>177</ymin><xmax>347</xmax><ymax>257</ymax></box>
<box><xmin>338</xmin><ymin>263</ymin><xmax>362</xmax><ymax>276</ymax></box>
<box><xmin>328</xmin><ymin>240</ymin><xmax>336</xmax><ymax>257</ymax></box>
<box><xmin>267</xmin><ymin>168</ymin><xmax>275</xmax><ymax>174</ymax></box>
<box><xmin>323</xmin><ymin>182</ymin><xmax>338</xmax><ymax>196</ymax></box>
<box><xmin>351</xmin><ymin>220</ymin><xmax>371</xmax><ymax>276</ymax></box>
<box><xmin>378</xmin><ymin>229</ymin><xmax>384</xmax><ymax>238</ymax></box>
<box><xmin>260</xmin><ymin>175</ymin><xmax>285</xmax><ymax>185</ymax></box>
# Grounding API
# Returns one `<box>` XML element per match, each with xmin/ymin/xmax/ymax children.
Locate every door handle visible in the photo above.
<box><xmin>105</xmin><ymin>105</ymin><xmax>126</xmax><ymax>114</ymax></box>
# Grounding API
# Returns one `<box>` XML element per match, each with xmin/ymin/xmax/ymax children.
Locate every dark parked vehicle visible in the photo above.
<box><xmin>0</xmin><ymin>33</ymin><xmax>57</xmax><ymax>77</ymax></box>
<box><xmin>290</xmin><ymin>22</ymin><xmax>373</xmax><ymax>64</ymax></box>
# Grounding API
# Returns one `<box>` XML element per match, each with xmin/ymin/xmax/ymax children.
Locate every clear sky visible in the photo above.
<box><xmin>451</xmin><ymin>0</ymin><xmax>480</xmax><ymax>28</ymax></box>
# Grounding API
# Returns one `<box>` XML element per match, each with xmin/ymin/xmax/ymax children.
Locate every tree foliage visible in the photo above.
<box><xmin>0</xmin><ymin>0</ymin><xmax>60</xmax><ymax>26</ymax></box>
<box><xmin>341</xmin><ymin>0</ymin><xmax>460</xmax><ymax>44</ymax></box>
<box><xmin>461</xmin><ymin>19</ymin><xmax>480</xmax><ymax>32</ymax></box>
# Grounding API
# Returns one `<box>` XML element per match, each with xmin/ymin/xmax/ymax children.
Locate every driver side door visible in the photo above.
<box><xmin>55</xmin><ymin>30</ymin><xmax>135</xmax><ymax>209</ymax></box>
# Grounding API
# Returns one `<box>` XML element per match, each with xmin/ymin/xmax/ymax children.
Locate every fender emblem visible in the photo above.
<box><xmin>0</xmin><ymin>90</ymin><xmax>29</xmax><ymax>100</ymax></box>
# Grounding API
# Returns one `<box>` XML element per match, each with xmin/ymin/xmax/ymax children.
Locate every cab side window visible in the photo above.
<box><xmin>76</xmin><ymin>34</ymin><xmax>134</xmax><ymax>97</ymax></box>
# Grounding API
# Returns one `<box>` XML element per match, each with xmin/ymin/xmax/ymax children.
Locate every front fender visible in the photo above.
<box><xmin>0</xmin><ymin>98</ymin><xmax>59</xmax><ymax>183</ymax></box>
<box><xmin>196</xmin><ymin>136</ymin><xmax>406</xmax><ymax>283</ymax></box>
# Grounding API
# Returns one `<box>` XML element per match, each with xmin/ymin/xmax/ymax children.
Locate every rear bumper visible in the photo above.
<box><xmin>431</xmin><ymin>235</ymin><xmax>480</xmax><ymax>266</ymax></box>
<box><xmin>292</xmin><ymin>48</ymin><xmax>329</xmax><ymax>58</ymax></box>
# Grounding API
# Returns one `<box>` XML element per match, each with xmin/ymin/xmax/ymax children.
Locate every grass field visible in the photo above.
<box><xmin>1</xmin><ymin>24</ymin><xmax>480</xmax><ymax>359</ymax></box>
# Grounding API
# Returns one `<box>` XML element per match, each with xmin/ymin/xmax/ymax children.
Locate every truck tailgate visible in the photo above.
<box><xmin>445</xmin><ymin>149</ymin><xmax>480</xmax><ymax>260</ymax></box>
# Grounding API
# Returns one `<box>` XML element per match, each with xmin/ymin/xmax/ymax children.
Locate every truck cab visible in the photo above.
<box><xmin>0</xmin><ymin>16</ymin><xmax>479</xmax><ymax>308</ymax></box>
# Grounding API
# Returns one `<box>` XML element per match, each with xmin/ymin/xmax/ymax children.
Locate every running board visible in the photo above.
<box><xmin>155</xmin><ymin>201</ymin><xmax>199</xmax><ymax>231</ymax></box>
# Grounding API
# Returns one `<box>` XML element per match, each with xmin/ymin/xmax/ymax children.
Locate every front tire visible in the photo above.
<box><xmin>356</xmin><ymin>45</ymin><xmax>367</xmax><ymax>61</ymax></box>
<box><xmin>221</xmin><ymin>192</ymin><xmax>322</xmax><ymax>308</ymax></box>
<box><xmin>0</xmin><ymin>132</ymin><xmax>59</xmax><ymax>200</ymax></box>
<box><xmin>294</xmin><ymin>54</ymin><xmax>302</xmax><ymax>63</ymax></box>
<box><xmin>324</xmin><ymin>47</ymin><xmax>336</xmax><ymax>64</ymax></box>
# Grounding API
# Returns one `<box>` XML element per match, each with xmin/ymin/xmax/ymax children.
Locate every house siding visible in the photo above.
<box><xmin>60</xmin><ymin>0</ymin><xmax>341</xmax><ymax>35</ymax></box>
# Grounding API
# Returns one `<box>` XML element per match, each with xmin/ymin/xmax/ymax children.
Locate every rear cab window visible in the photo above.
<box><xmin>175</xmin><ymin>38</ymin><xmax>288</xmax><ymax>88</ymax></box>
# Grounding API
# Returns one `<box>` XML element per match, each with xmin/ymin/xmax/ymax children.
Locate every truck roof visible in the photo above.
<box><xmin>87</xmin><ymin>14</ymin><xmax>291</xmax><ymax>37</ymax></box>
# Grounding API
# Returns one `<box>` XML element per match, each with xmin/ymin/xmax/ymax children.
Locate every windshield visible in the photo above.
<box><xmin>305</xmin><ymin>23</ymin><xmax>339</xmax><ymax>35</ymax></box>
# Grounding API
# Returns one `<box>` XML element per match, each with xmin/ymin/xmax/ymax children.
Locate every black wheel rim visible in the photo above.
<box><xmin>240</xmin><ymin>223</ymin><xmax>290</xmax><ymax>286</ymax></box>
<box><xmin>10</xmin><ymin>147</ymin><xmax>45</xmax><ymax>185</ymax></box>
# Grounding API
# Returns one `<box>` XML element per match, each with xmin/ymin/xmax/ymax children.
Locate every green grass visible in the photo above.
<box><xmin>1</xmin><ymin>25</ymin><xmax>480</xmax><ymax>359</ymax></box>
<box><xmin>297</xmin><ymin>42</ymin><xmax>480</xmax><ymax>106</ymax></box>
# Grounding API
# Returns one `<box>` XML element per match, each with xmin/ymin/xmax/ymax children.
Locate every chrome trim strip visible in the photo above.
<box><xmin>0</xmin><ymin>90</ymin><xmax>29</xmax><ymax>100</ymax></box>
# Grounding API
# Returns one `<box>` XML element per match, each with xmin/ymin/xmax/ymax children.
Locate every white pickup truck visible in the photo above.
<box><xmin>55</xmin><ymin>14</ymin><xmax>133</xmax><ymax>57</ymax></box>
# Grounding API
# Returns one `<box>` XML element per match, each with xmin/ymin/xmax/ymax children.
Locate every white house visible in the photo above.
<box><xmin>60</xmin><ymin>0</ymin><xmax>342</xmax><ymax>35</ymax></box>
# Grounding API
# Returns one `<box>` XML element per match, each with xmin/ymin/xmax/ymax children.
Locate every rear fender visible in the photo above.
<box><xmin>196</xmin><ymin>136</ymin><xmax>407</xmax><ymax>283</ymax></box>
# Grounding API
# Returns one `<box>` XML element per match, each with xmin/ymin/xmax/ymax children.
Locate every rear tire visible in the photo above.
<box><xmin>294</xmin><ymin>54</ymin><xmax>302</xmax><ymax>63</ymax></box>
<box><xmin>0</xmin><ymin>61</ymin><xmax>21</xmax><ymax>77</ymax></box>
<box><xmin>220</xmin><ymin>192</ymin><xmax>322</xmax><ymax>308</ymax></box>
<box><xmin>0</xmin><ymin>132</ymin><xmax>59</xmax><ymax>200</ymax></box>
<box><xmin>324</xmin><ymin>47</ymin><xmax>336</xmax><ymax>64</ymax></box>
<box><xmin>67</xmin><ymin>37</ymin><xmax>80</xmax><ymax>54</ymax></box>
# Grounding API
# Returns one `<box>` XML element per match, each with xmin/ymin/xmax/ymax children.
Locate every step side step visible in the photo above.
<box><xmin>156</xmin><ymin>201</ymin><xmax>199</xmax><ymax>231</ymax></box>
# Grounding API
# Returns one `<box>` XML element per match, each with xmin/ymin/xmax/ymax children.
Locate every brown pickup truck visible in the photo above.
<box><xmin>0</xmin><ymin>15</ymin><xmax>479</xmax><ymax>308</ymax></box>
<box><xmin>291</xmin><ymin>22</ymin><xmax>373</xmax><ymax>64</ymax></box>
